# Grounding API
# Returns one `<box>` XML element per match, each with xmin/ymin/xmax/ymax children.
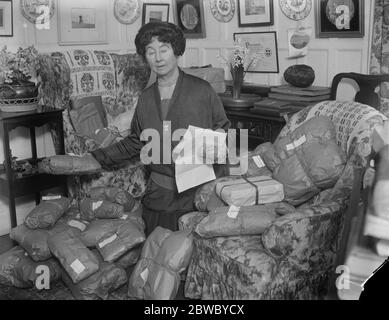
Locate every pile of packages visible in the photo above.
<box><xmin>183</xmin><ymin>116</ymin><xmax>347</xmax><ymax>238</ymax></box>
<box><xmin>0</xmin><ymin>115</ymin><xmax>348</xmax><ymax>300</ymax></box>
<box><xmin>0</xmin><ymin>187</ymin><xmax>146</xmax><ymax>300</ymax></box>
<box><xmin>0</xmin><ymin>184</ymin><xmax>194</xmax><ymax>300</ymax></box>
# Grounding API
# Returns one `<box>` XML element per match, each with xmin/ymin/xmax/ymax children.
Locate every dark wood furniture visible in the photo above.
<box><xmin>0</xmin><ymin>106</ymin><xmax>67</xmax><ymax>228</ymax></box>
<box><xmin>330</xmin><ymin>72</ymin><xmax>389</xmax><ymax>108</ymax></box>
<box><xmin>225</xmin><ymin>109</ymin><xmax>286</xmax><ymax>149</ymax></box>
<box><xmin>222</xmin><ymin>82</ymin><xmax>284</xmax><ymax>149</ymax></box>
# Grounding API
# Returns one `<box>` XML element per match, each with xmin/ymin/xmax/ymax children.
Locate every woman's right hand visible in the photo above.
<box><xmin>38</xmin><ymin>153</ymin><xmax>102</xmax><ymax>175</ymax></box>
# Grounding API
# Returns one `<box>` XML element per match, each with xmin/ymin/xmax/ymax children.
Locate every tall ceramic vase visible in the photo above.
<box><xmin>231</xmin><ymin>65</ymin><xmax>244</xmax><ymax>99</ymax></box>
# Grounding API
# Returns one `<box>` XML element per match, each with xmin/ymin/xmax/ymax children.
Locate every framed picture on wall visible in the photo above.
<box><xmin>0</xmin><ymin>0</ymin><xmax>13</xmax><ymax>37</ymax></box>
<box><xmin>173</xmin><ymin>0</ymin><xmax>206</xmax><ymax>39</ymax></box>
<box><xmin>233</xmin><ymin>31</ymin><xmax>279</xmax><ymax>73</ymax></box>
<box><xmin>237</xmin><ymin>0</ymin><xmax>274</xmax><ymax>27</ymax></box>
<box><xmin>142</xmin><ymin>3</ymin><xmax>170</xmax><ymax>25</ymax></box>
<box><xmin>315</xmin><ymin>0</ymin><xmax>364</xmax><ymax>38</ymax></box>
<box><xmin>58</xmin><ymin>0</ymin><xmax>108</xmax><ymax>45</ymax></box>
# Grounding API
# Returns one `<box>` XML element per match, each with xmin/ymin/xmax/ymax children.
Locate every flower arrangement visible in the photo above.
<box><xmin>217</xmin><ymin>39</ymin><xmax>262</xmax><ymax>98</ymax></box>
<box><xmin>0</xmin><ymin>45</ymin><xmax>40</xmax><ymax>85</ymax></box>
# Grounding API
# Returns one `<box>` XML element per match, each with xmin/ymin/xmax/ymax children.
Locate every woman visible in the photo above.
<box><xmin>91</xmin><ymin>22</ymin><xmax>230</xmax><ymax>236</ymax></box>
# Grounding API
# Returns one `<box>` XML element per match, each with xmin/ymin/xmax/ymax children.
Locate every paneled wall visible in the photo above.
<box><xmin>0</xmin><ymin>0</ymin><xmax>374</xmax><ymax>235</ymax></box>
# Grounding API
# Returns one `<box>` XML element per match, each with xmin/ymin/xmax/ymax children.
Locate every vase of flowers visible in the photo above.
<box><xmin>0</xmin><ymin>46</ymin><xmax>40</xmax><ymax>112</ymax></box>
<box><xmin>217</xmin><ymin>39</ymin><xmax>260</xmax><ymax>100</ymax></box>
<box><xmin>231</xmin><ymin>65</ymin><xmax>244</xmax><ymax>99</ymax></box>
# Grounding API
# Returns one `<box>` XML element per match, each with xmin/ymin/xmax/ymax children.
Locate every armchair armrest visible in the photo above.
<box><xmin>261</xmin><ymin>201</ymin><xmax>342</xmax><ymax>265</ymax></box>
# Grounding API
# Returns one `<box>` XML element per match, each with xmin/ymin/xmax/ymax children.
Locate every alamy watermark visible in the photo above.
<box><xmin>138</xmin><ymin>121</ymin><xmax>249</xmax><ymax>172</ymax></box>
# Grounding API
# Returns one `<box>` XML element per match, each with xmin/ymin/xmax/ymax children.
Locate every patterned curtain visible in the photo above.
<box><xmin>370</xmin><ymin>0</ymin><xmax>389</xmax><ymax>116</ymax></box>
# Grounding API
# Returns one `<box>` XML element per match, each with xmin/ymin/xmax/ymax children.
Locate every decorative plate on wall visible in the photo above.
<box><xmin>20</xmin><ymin>0</ymin><xmax>55</xmax><ymax>24</ymax></box>
<box><xmin>279</xmin><ymin>0</ymin><xmax>312</xmax><ymax>21</ymax></box>
<box><xmin>210</xmin><ymin>0</ymin><xmax>235</xmax><ymax>23</ymax></box>
<box><xmin>114</xmin><ymin>0</ymin><xmax>142</xmax><ymax>25</ymax></box>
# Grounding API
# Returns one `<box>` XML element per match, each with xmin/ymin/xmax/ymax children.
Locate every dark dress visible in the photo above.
<box><xmin>91</xmin><ymin>69</ymin><xmax>230</xmax><ymax>235</ymax></box>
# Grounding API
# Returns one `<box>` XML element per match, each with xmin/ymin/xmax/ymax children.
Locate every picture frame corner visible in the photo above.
<box><xmin>315</xmin><ymin>0</ymin><xmax>364</xmax><ymax>39</ymax></box>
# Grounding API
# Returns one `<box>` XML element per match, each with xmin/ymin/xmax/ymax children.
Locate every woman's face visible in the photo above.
<box><xmin>145</xmin><ymin>36</ymin><xmax>178</xmax><ymax>78</ymax></box>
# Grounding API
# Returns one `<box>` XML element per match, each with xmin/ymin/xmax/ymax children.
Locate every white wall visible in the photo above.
<box><xmin>0</xmin><ymin>0</ymin><xmax>374</xmax><ymax>235</ymax></box>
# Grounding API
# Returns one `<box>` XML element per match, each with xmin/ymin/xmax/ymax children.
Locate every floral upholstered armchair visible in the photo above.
<box><xmin>180</xmin><ymin>100</ymin><xmax>387</xmax><ymax>300</ymax></box>
<box><xmin>37</xmin><ymin>49</ymin><xmax>151</xmax><ymax>199</ymax></box>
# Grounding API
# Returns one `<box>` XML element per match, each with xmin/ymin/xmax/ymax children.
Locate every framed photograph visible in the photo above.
<box><xmin>173</xmin><ymin>0</ymin><xmax>206</xmax><ymax>39</ymax></box>
<box><xmin>0</xmin><ymin>0</ymin><xmax>12</xmax><ymax>37</ymax></box>
<box><xmin>315</xmin><ymin>0</ymin><xmax>364</xmax><ymax>38</ymax></box>
<box><xmin>237</xmin><ymin>0</ymin><xmax>274</xmax><ymax>27</ymax></box>
<box><xmin>142</xmin><ymin>3</ymin><xmax>170</xmax><ymax>25</ymax></box>
<box><xmin>233</xmin><ymin>31</ymin><xmax>279</xmax><ymax>73</ymax></box>
<box><xmin>58</xmin><ymin>0</ymin><xmax>108</xmax><ymax>45</ymax></box>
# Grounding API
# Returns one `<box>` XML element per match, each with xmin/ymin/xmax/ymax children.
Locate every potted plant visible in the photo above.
<box><xmin>0</xmin><ymin>45</ymin><xmax>40</xmax><ymax>112</ymax></box>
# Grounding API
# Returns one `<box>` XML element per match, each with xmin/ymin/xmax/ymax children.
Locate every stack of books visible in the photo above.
<box><xmin>267</xmin><ymin>85</ymin><xmax>332</xmax><ymax>107</ymax></box>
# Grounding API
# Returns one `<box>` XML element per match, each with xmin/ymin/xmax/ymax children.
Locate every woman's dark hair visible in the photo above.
<box><xmin>135</xmin><ymin>22</ymin><xmax>186</xmax><ymax>59</ymax></box>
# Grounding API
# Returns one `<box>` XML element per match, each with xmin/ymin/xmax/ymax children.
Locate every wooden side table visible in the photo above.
<box><xmin>0</xmin><ymin>106</ymin><xmax>68</xmax><ymax>228</ymax></box>
<box><xmin>225</xmin><ymin>109</ymin><xmax>286</xmax><ymax>149</ymax></box>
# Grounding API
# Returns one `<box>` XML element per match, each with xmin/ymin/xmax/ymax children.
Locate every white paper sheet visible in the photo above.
<box><xmin>174</xmin><ymin>125</ymin><xmax>227</xmax><ymax>193</ymax></box>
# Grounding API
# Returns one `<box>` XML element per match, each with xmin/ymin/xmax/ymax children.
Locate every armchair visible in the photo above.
<box><xmin>181</xmin><ymin>74</ymin><xmax>388</xmax><ymax>300</ymax></box>
<box><xmin>37</xmin><ymin>49</ymin><xmax>151</xmax><ymax>199</ymax></box>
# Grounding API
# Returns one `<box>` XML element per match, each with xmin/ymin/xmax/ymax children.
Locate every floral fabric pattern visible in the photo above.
<box><xmin>38</xmin><ymin>50</ymin><xmax>150</xmax><ymax>199</ymax></box>
<box><xmin>184</xmin><ymin>101</ymin><xmax>386</xmax><ymax>300</ymax></box>
<box><xmin>370</xmin><ymin>0</ymin><xmax>389</xmax><ymax>116</ymax></box>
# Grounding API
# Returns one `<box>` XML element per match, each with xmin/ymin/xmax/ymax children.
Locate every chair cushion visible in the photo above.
<box><xmin>69</xmin><ymin>96</ymin><xmax>107</xmax><ymax>139</ymax></box>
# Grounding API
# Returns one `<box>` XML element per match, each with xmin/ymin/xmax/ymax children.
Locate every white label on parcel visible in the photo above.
<box><xmin>70</xmin><ymin>259</ymin><xmax>86</xmax><ymax>275</ymax></box>
<box><xmin>140</xmin><ymin>268</ymin><xmax>149</xmax><ymax>283</ymax></box>
<box><xmin>227</xmin><ymin>205</ymin><xmax>240</xmax><ymax>219</ymax></box>
<box><xmin>286</xmin><ymin>135</ymin><xmax>307</xmax><ymax>151</ymax></box>
<box><xmin>42</xmin><ymin>195</ymin><xmax>61</xmax><ymax>201</ymax></box>
<box><xmin>92</xmin><ymin>200</ymin><xmax>103</xmax><ymax>211</ymax></box>
<box><xmin>252</xmin><ymin>155</ymin><xmax>265</xmax><ymax>168</ymax></box>
<box><xmin>67</xmin><ymin>220</ymin><xmax>87</xmax><ymax>231</ymax></box>
<box><xmin>99</xmin><ymin>234</ymin><xmax>117</xmax><ymax>248</ymax></box>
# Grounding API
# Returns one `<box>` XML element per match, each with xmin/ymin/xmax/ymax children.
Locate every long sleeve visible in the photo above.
<box><xmin>208</xmin><ymin>87</ymin><xmax>230</xmax><ymax>177</ymax></box>
<box><xmin>210</xmin><ymin>88</ymin><xmax>230</xmax><ymax>131</ymax></box>
<box><xmin>91</xmin><ymin>107</ymin><xmax>144</xmax><ymax>169</ymax></box>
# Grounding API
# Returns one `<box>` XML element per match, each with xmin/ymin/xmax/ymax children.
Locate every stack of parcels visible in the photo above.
<box><xmin>215</xmin><ymin>176</ymin><xmax>284</xmax><ymax>207</ymax></box>
<box><xmin>180</xmin><ymin>116</ymin><xmax>346</xmax><ymax>238</ymax></box>
<box><xmin>0</xmin><ymin>186</ymin><xmax>146</xmax><ymax>300</ymax></box>
<box><xmin>128</xmin><ymin>227</ymin><xmax>193</xmax><ymax>300</ymax></box>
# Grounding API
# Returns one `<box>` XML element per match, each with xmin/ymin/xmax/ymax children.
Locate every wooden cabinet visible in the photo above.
<box><xmin>225</xmin><ymin>109</ymin><xmax>286</xmax><ymax>150</ymax></box>
<box><xmin>0</xmin><ymin>106</ymin><xmax>67</xmax><ymax>228</ymax></box>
